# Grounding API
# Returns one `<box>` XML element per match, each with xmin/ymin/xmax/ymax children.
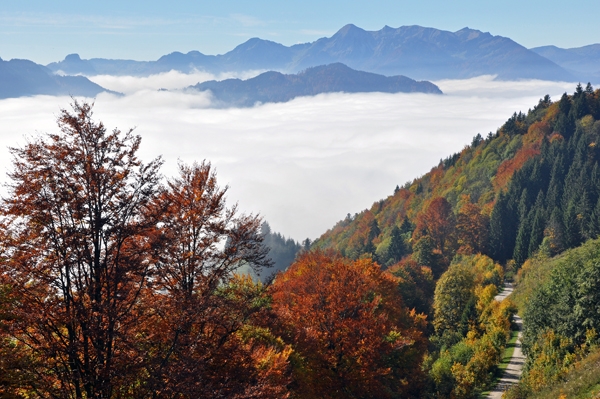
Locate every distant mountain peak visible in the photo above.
<box><xmin>65</xmin><ymin>53</ymin><xmax>82</xmax><ymax>62</ymax></box>
<box><xmin>454</xmin><ymin>27</ymin><xmax>491</xmax><ymax>41</ymax></box>
<box><xmin>334</xmin><ymin>24</ymin><xmax>367</xmax><ymax>36</ymax></box>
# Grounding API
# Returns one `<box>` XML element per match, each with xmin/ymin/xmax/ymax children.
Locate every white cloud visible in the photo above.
<box><xmin>0</xmin><ymin>78</ymin><xmax>582</xmax><ymax>242</ymax></box>
<box><xmin>229</xmin><ymin>13</ymin><xmax>265</xmax><ymax>28</ymax></box>
<box><xmin>87</xmin><ymin>70</ymin><xmax>264</xmax><ymax>95</ymax></box>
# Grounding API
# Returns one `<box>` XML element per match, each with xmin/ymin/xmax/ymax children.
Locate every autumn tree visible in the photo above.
<box><xmin>413</xmin><ymin>197</ymin><xmax>456</xmax><ymax>256</ymax></box>
<box><xmin>139</xmin><ymin>162</ymin><xmax>289</xmax><ymax>398</ymax></box>
<box><xmin>0</xmin><ymin>101</ymin><xmax>162</xmax><ymax>398</ymax></box>
<box><xmin>0</xmin><ymin>103</ymin><xmax>289</xmax><ymax>399</ymax></box>
<box><xmin>455</xmin><ymin>200</ymin><xmax>489</xmax><ymax>255</ymax></box>
<box><xmin>433</xmin><ymin>263</ymin><xmax>475</xmax><ymax>339</ymax></box>
<box><xmin>270</xmin><ymin>251</ymin><xmax>427</xmax><ymax>399</ymax></box>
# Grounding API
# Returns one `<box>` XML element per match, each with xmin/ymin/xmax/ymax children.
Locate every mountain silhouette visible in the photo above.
<box><xmin>0</xmin><ymin>57</ymin><xmax>114</xmax><ymax>99</ymax></box>
<box><xmin>531</xmin><ymin>44</ymin><xmax>600</xmax><ymax>82</ymax></box>
<box><xmin>189</xmin><ymin>63</ymin><xmax>441</xmax><ymax>107</ymax></box>
<box><xmin>47</xmin><ymin>24</ymin><xmax>577</xmax><ymax>81</ymax></box>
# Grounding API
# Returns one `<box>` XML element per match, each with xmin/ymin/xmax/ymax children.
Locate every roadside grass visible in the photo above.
<box><xmin>498</xmin><ymin>329</ymin><xmax>519</xmax><ymax>373</ymax></box>
<box><xmin>479</xmin><ymin>327</ymin><xmax>520</xmax><ymax>397</ymax></box>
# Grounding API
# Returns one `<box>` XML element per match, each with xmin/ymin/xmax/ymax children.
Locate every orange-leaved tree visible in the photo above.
<box><xmin>413</xmin><ymin>197</ymin><xmax>456</xmax><ymax>256</ymax></box>
<box><xmin>0</xmin><ymin>101</ymin><xmax>162</xmax><ymax>398</ymax></box>
<box><xmin>456</xmin><ymin>199</ymin><xmax>489</xmax><ymax>255</ymax></box>
<box><xmin>139</xmin><ymin>161</ymin><xmax>289</xmax><ymax>398</ymax></box>
<box><xmin>0</xmin><ymin>102</ymin><xmax>289</xmax><ymax>399</ymax></box>
<box><xmin>270</xmin><ymin>251</ymin><xmax>427</xmax><ymax>399</ymax></box>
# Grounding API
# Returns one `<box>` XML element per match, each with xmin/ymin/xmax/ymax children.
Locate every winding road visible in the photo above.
<box><xmin>486</xmin><ymin>283</ymin><xmax>525</xmax><ymax>399</ymax></box>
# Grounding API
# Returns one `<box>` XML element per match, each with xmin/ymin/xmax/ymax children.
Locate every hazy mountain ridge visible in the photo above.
<box><xmin>189</xmin><ymin>63</ymin><xmax>442</xmax><ymax>107</ymax></box>
<box><xmin>531</xmin><ymin>44</ymin><xmax>600</xmax><ymax>82</ymax></box>
<box><xmin>0</xmin><ymin>57</ymin><xmax>113</xmax><ymax>99</ymax></box>
<box><xmin>46</xmin><ymin>24</ymin><xmax>581</xmax><ymax>81</ymax></box>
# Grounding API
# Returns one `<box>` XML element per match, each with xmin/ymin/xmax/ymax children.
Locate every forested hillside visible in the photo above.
<box><xmin>505</xmin><ymin>239</ymin><xmax>600</xmax><ymax>398</ymax></box>
<box><xmin>315</xmin><ymin>83</ymin><xmax>600</xmax><ymax>274</ymax></box>
<box><xmin>4</xmin><ymin>85</ymin><xmax>600</xmax><ymax>398</ymax></box>
<box><xmin>310</xmin><ymin>82</ymin><xmax>600</xmax><ymax>398</ymax></box>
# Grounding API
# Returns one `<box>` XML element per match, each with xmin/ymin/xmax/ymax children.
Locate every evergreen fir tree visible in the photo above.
<box><xmin>388</xmin><ymin>225</ymin><xmax>406</xmax><ymax>263</ymax></box>
<box><xmin>513</xmin><ymin>214</ymin><xmax>531</xmax><ymax>265</ymax></box>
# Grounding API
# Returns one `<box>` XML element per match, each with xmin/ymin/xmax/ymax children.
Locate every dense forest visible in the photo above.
<box><xmin>2</xmin><ymin>83</ymin><xmax>600</xmax><ymax>398</ymax></box>
<box><xmin>237</xmin><ymin>222</ymin><xmax>302</xmax><ymax>282</ymax></box>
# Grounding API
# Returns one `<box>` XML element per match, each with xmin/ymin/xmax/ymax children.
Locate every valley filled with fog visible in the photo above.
<box><xmin>0</xmin><ymin>72</ymin><xmax>579</xmax><ymax>241</ymax></box>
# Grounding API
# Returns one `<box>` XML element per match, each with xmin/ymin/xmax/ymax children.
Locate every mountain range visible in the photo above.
<box><xmin>3</xmin><ymin>23</ymin><xmax>600</xmax><ymax>101</ymax></box>
<box><xmin>531</xmin><ymin>44</ymin><xmax>600</xmax><ymax>82</ymax></box>
<box><xmin>190</xmin><ymin>63</ymin><xmax>441</xmax><ymax>107</ymax></box>
<box><xmin>0</xmin><ymin>57</ymin><xmax>111</xmax><ymax>99</ymax></box>
<box><xmin>46</xmin><ymin>24</ymin><xmax>595</xmax><ymax>82</ymax></box>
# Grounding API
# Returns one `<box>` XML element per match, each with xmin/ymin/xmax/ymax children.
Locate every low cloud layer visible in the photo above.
<box><xmin>88</xmin><ymin>69</ymin><xmax>264</xmax><ymax>95</ymax></box>
<box><xmin>0</xmin><ymin>75</ymin><xmax>580</xmax><ymax>241</ymax></box>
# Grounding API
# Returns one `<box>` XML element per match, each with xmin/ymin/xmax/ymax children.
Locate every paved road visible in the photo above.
<box><xmin>486</xmin><ymin>283</ymin><xmax>525</xmax><ymax>399</ymax></box>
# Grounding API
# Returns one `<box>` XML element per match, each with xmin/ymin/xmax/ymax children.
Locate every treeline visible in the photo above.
<box><xmin>238</xmin><ymin>222</ymin><xmax>302</xmax><ymax>282</ymax></box>
<box><xmin>490</xmin><ymin>84</ymin><xmax>600</xmax><ymax>265</ymax></box>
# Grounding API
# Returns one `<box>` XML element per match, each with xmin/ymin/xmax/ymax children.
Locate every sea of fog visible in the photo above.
<box><xmin>0</xmin><ymin>72</ymin><xmax>580</xmax><ymax>242</ymax></box>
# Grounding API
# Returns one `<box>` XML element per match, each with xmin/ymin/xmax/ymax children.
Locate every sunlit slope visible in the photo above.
<box><xmin>313</xmin><ymin>84</ymin><xmax>600</xmax><ymax>268</ymax></box>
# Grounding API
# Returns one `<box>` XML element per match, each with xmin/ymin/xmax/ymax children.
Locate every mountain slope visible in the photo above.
<box><xmin>0</xmin><ymin>57</ymin><xmax>113</xmax><ymax>99</ymax></box>
<box><xmin>313</xmin><ymin>84</ymin><xmax>600</xmax><ymax>272</ymax></box>
<box><xmin>46</xmin><ymin>24</ymin><xmax>575</xmax><ymax>81</ymax></box>
<box><xmin>189</xmin><ymin>63</ymin><xmax>441</xmax><ymax>107</ymax></box>
<box><xmin>531</xmin><ymin>44</ymin><xmax>600</xmax><ymax>82</ymax></box>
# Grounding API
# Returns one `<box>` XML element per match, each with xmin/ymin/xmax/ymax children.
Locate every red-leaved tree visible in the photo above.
<box><xmin>270</xmin><ymin>251</ymin><xmax>427</xmax><ymax>399</ymax></box>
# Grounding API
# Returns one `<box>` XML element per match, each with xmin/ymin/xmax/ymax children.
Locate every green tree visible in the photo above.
<box><xmin>433</xmin><ymin>264</ymin><xmax>475</xmax><ymax>337</ymax></box>
<box><xmin>388</xmin><ymin>226</ymin><xmax>406</xmax><ymax>263</ymax></box>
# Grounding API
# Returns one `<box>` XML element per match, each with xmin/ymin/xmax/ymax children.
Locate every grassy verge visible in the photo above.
<box><xmin>498</xmin><ymin>329</ymin><xmax>519</xmax><ymax>373</ymax></box>
<box><xmin>479</xmin><ymin>328</ymin><xmax>520</xmax><ymax>397</ymax></box>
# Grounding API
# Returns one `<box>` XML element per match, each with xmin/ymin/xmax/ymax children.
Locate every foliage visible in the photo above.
<box><xmin>270</xmin><ymin>251</ymin><xmax>427</xmax><ymax>399</ymax></box>
<box><xmin>314</xmin><ymin>84</ymin><xmax>600</xmax><ymax>275</ymax></box>
<box><xmin>427</xmin><ymin>254</ymin><xmax>512</xmax><ymax>398</ymax></box>
<box><xmin>0</xmin><ymin>102</ymin><xmax>287</xmax><ymax>398</ymax></box>
<box><xmin>510</xmin><ymin>238</ymin><xmax>600</xmax><ymax>395</ymax></box>
<box><xmin>505</xmin><ymin>345</ymin><xmax>600</xmax><ymax>399</ymax></box>
<box><xmin>387</xmin><ymin>258</ymin><xmax>435</xmax><ymax>317</ymax></box>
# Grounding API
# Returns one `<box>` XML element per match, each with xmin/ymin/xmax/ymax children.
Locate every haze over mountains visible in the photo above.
<box><xmin>47</xmin><ymin>24</ymin><xmax>593</xmax><ymax>82</ymax></box>
<box><xmin>0</xmin><ymin>58</ymin><xmax>110</xmax><ymax>99</ymax></box>
<box><xmin>2</xmin><ymin>23</ymin><xmax>599</xmax><ymax>101</ymax></box>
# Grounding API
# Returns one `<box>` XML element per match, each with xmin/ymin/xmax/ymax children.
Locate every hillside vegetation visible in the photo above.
<box><xmin>4</xmin><ymin>84</ymin><xmax>600</xmax><ymax>398</ymax></box>
<box><xmin>315</xmin><ymin>83</ymin><xmax>600</xmax><ymax>277</ymax></box>
<box><xmin>505</xmin><ymin>238</ymin><xmax>600</xmax><ymax>398</ymax></box>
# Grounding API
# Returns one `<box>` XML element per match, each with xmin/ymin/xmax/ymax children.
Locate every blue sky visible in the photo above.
<box><xmin>1</xmin><ymin>0</ymin><xmax>600</xmax><ymax>64</ymax></box>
